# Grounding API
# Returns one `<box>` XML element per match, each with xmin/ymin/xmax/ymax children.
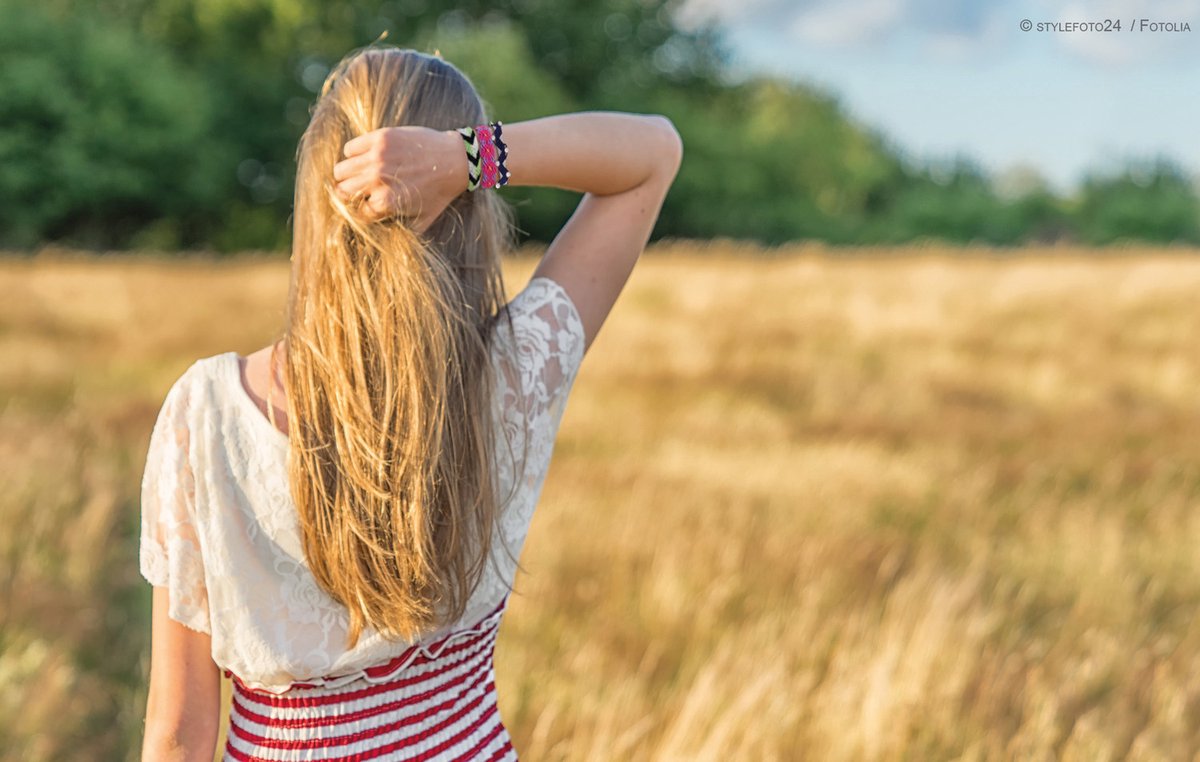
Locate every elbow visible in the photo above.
<box><xmin>143</xmin><ymin>711</ymin><xmax>219</xmax><ymax>762</ymax></box>
<box><xmin>647</xmin><ymin>114</ymin><xmax>684</xmax><ymax>179</ymax></box>
<box><xmin>141</xmin><ymin>729</ymin><xmax>209</xmax><ymax>762</ymax></box>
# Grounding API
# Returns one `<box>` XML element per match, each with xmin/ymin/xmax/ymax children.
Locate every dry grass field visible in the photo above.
<box><xmin>2</xmin><ymin>241</ymin><xmax>1200</xmax><ymax>761</ymax></box>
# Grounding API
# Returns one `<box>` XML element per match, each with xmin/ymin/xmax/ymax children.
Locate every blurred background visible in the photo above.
<box><xmin>2</xmin><ymin>0</ymin><xmax>1199</xmax><ymax>251</ymax></box>
<box><xmin>3</xmin><ymin>1</ymin><xmax>1200</xmax><ymax>760</ymax></box>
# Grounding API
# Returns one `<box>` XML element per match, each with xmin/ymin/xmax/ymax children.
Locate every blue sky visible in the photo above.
<box><xmin>676</xmin><ymin>0</ymin><xmax>1200</xmax><ymax>193</ymax></box>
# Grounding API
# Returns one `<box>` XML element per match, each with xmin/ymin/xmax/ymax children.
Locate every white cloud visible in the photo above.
<box><xmin>786</xmin><ymin>0</ymin><xmax>907</xmax><ymax>46</ymax></box>
<box><xmin>677</xmin><ymin>0</ymin><xmax>1001</xmax><ymax>46</ymax></box>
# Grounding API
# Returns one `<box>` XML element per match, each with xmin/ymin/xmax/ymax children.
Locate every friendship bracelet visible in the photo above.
<box><xmin>455</xmin><ymin>126</ymin><xmax>482</xmax><ymax>191</ymax></box>
<box><xmin>476</xmin><ymin>124</ymin><xmax>501</xmax><ymax>190</ymax></box>
<box><xmin>489</xmin><ymin>122</ymin><xmax>510</xmax><ymax>188</ymax></box>
<box><xmin>455</xmin><ymin>122</ymin><xmax>509</xmax><ymax>192</ymax></box>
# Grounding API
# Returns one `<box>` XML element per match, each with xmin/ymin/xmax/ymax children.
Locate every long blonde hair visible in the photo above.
<box><xmin>269</xmin><ymin>45</ymin><xmax>524</xmax><ymax>650</ymax></box>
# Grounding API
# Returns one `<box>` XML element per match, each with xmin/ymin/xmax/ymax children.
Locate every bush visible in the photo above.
<box><xmin>0</xmin><ymin>0</ymin><xmax>230</xmax><ymax>249</ymax></box>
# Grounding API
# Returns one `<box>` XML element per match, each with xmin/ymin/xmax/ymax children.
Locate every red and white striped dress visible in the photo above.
<box><xmin>223</xmin><ymin>599</ymin><xmax>515</xmax><ymax>762</ymax></box>
<box><xmin>139</xmin><ymin>278</ymin><xmax>587</xmax><ymax>762</ymax></box>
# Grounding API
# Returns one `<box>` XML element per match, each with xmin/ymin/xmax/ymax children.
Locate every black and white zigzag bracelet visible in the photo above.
<box><xmin>455</xmin><ymin>122</ymin><xmax>509</xmax><ymax>192</ymax></box>
<box><xmin>456</xmin><ymin>125</ymin><xmax>482</xmax><ymax>191</ymax></box>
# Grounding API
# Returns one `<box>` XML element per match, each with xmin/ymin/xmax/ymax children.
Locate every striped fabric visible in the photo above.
<box><xmin>222</xmin><ymin>600</ymin><xmax>517</xmax><ymax>761</ymax></box>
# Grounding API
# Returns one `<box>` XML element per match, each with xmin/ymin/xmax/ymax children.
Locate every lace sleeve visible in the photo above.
<box><xmin>138</xmin><ymin>368</ymin><xmax>211</xmax><ymax>635</ymax></box>
<box><xmin>504</xmin><ymin>276</ymin><xmax>587</xmax><ymax>429</ymax></box>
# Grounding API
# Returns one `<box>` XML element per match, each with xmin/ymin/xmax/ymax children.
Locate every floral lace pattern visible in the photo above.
<box><xmin>138</xmin><ymin>276</ymin><xmax>586</xmax><ymax>694</ymax></box>
<box><xmin>140</xmin><ymin>377</ymin><xmax>212</xmax><ymax>635</ymax></box>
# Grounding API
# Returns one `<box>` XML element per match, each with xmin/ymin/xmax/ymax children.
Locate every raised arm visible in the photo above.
<box><xmin>494</xmin><ymin>113</ymin><xmax>683</xmax><ymax>356</ymax></box>
<box><xmin>499</xmin><ymin>112</ymin><xmax>682</xmax><ymax>196</ymax></box>
<box><xmin>334</xmin><ymin>111</ymin><xmax>684</xmax><ymax>354</ymax></box>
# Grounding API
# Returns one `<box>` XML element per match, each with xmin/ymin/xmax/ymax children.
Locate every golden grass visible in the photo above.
<box><xmin>2</xmin><ymin>241</ymin><xmax>1199</xmax><ymax>761</ymax></box>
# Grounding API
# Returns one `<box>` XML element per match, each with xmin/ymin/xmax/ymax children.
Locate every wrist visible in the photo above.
<box><xmin>439</xmin><ymin>129</ymin><xmax>469</xmax><ymax>196</ymax></box>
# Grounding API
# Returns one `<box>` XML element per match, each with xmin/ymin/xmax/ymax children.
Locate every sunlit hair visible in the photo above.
<box><xmin>267</xmin><ymin>45</ymin><xmax>525</xmax><ymax>650</ymax></box>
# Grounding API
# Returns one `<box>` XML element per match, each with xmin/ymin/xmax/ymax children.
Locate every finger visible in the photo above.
<box><xmin>335</xmin><ymin>175</ymin><xmax>371</xmax><ymax>198</ymax></box>
<box><xmin>333</xmin><ymin>154</ymin><xmax>373</xmax><ymax>182</ymax></box>
<box><xmin>343</xmin><ymin>130</ymin><xmax>378</xmax><ymax>158</ymax></box>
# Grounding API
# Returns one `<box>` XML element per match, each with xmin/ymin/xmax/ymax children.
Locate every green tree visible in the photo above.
<box><xmin>8</xmin><ymin>0</ymin><xmax>1200</xmax><ymax>249</ymax></box>
<box><xmin>0</xmin><ymin>0</ymin><xmax>230</xmax><ymax>248</ymax></box>
<box><xmin>877</xmin><ymin>157</ymin><xmax>1035</xmax><ymax>244</ymax></box>
<box><xmin>1073</xmin><ymin>158</ymin><xmax>1200</xmax><ymax>245</ymax></box>
<box><xmin>647</xmin><ymin>76</ymin><xmax>908</xmax><ymax>243</ymax></box>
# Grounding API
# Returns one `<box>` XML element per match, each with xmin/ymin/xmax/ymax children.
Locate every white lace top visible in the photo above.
<box><xmin>139</xmin><ymin>276</ymin><xmax>586</xmax><ymax>695</ymax></box>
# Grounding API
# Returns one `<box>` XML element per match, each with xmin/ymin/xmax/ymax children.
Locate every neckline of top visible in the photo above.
<box><xmin>221</xmin><ymin>351</ymin><xmax>290</xmax><ymax>447</ymax></box>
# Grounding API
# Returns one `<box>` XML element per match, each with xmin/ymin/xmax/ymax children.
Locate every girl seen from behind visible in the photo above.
<box><xmin>139</xmin><ymin>45</ymin><xmax>682</xmax><ymax>761</ymax></box>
